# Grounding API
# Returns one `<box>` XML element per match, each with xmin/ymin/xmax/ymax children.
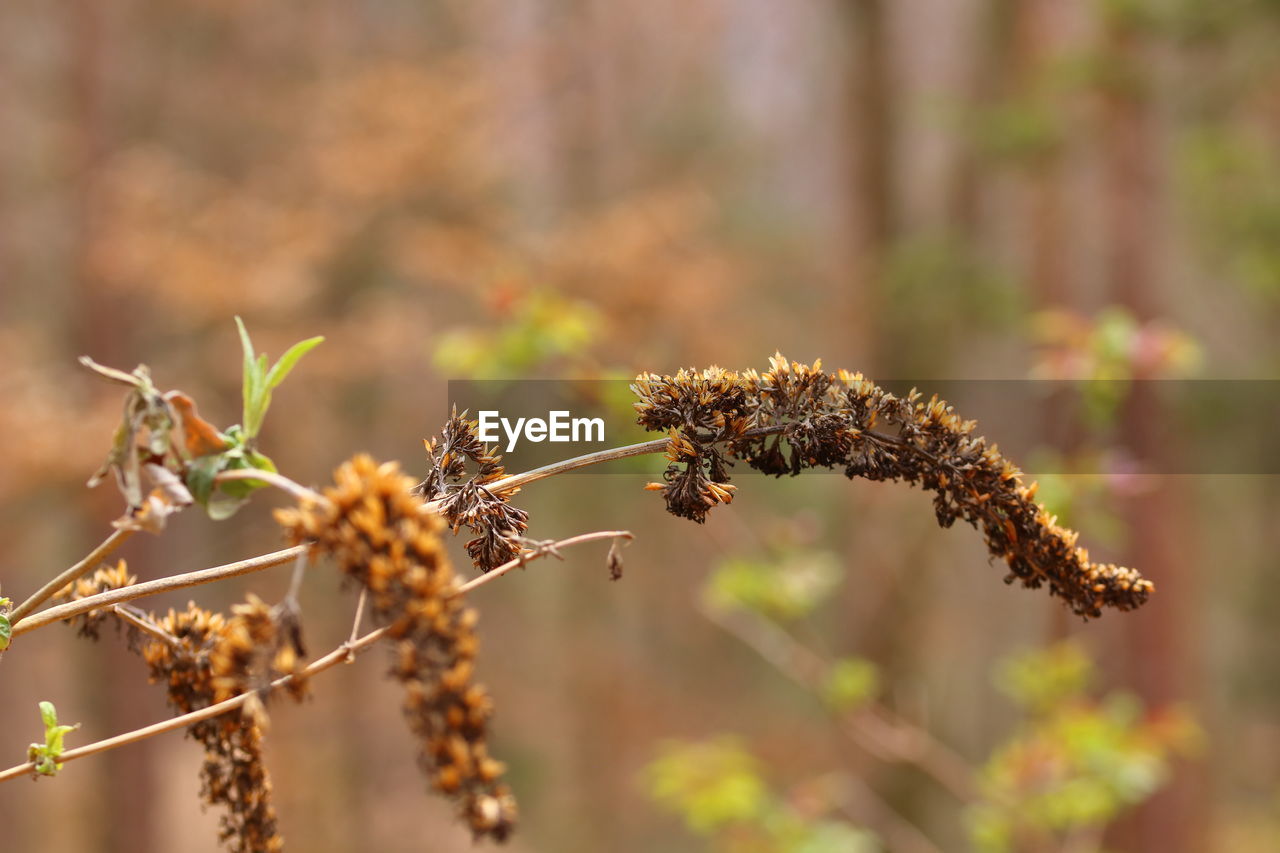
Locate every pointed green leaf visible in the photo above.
<box><xmin>264</xmin><ymin>336</ymin><xmax>324</xmax><ymax>392</ymax></box>
<box><xmin>235</xmin><ymin>316</ymin><xmax>259</xmax><ymax>430</ymax></box>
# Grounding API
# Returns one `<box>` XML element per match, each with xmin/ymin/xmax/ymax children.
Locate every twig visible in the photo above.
<box><xmin>0</xmin><ymin>529</ymin><xmax>633</xmax><ymax>781</ymax></box>
<box><xmin>284</xmin><ymin>551</ymin><xmax>309</xmax><ymax>603</ymax></box>
<box><xmin>110</xmin><ymin>605</ymin><xmax>183</xmax><ymax>649</ymax></box>
<box><xmin>215</xmin><ymin>469</ymin><xmax>328</xmax><ymax>506</ymax></box>
<box><xmin>344</xmin><ymin>588</ymin><xmax>367</xmax><ymax>662</ymax></box>
<box><xmin>0</xmin><ymin>622</ymin><xmax>391</xmax><ymax>783</ymax></box>
<box><xmin>10</xmin><ymin>546</ymin><xmax>308</xmax><ymax>639</ymax></box>
<box><xmin>701</xmin><ymin>601</ymin><xmax>978</xmax><ymax>802</ymax></box>
<box><xmin>9</xmin><ymin>528</ymin><xmax>135</xmax><ymax>622</ymax></box>
<box><xmin>423</xmin><ymin>441</ymin><xmax>668</xmax><ymax>511</ymax></box>
<box><xmin>820</xmin><ymin>771</ymin><xmax>945</xmax><ymax>853</ymax></box>
<box><xmin>453</xmin><ymin>531</ymin><xmax>633</xmax><ymax>594</ymax></box>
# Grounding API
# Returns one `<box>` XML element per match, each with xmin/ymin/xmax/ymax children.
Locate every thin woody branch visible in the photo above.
<box><xmin>215</xmin><ymin>468</ymin><xmax>329</xmax><ymax>506</ymax></box>
<box><xmin>10</xmin><ymin>528</ymin><xmax>135</xmax><ymax>622</ymax></box>
<box><xmin>10</xmin><ymin>547</ymin><xmax>308</xmax><ymax>639</ymax></box>
<box><xmin>0</xmin><ymin>528</ymin><xmax>629</xmax><ymax>783</ymax></box>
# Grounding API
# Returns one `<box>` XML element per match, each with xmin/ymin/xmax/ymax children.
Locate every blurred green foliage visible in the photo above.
<box><xmin>820</xmin><ymin>658</ymin><xmax>879</xmax><ymax>714</ymax></box>
<box><xmin>968</xmin><ymin>642</ymin><xmax>1201</xmax><ymax>852</ymax></box>
<box><xmin>882</xmin><ymin>233</ymin><xmax>1022</xmax><ymax>375</ymax></box>
<box><xmin>432</xmin><ymin>289</ymin><xmax>600</xmax><ymax>378</ymax></box>
<box><xmin>704</xmin><ymin>550</ymin><xmax>842</xmax><ymax>624</ymax></box>
<box><xmin>644</xmin><ymin>737</ymin><xmax>878</xmax><ymax>853</ymax></box>
<box><xmin>678</xmin><ymin>541</ymin><xmax>1200</xmax><ymax>853</ymax></box>
<box><xmin>1031</xmin><ymin>306</ymin><xmax>1201</xmax><ymax>428</ymax></box>
<box><xmin>1177</xmin><ymin>129</ymin><xmax>1280</xmax><ymax>298</ymax></box>
<box><xmin>993</xmin><ymin>641</ymin><xmax>1094</xmax><ymax>715</ymax></box>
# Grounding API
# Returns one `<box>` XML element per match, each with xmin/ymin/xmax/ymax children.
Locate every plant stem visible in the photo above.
<box><xmin>10</xmin><ymin>546</ymin><xmax>308</xmax><ymax>639</ymax></box>
<box><xmin>0</xmin><ymin>622</ymin><xmax>390</xmax><ymax>784</ymax></box>
<box><xmin>423</xmin><ymin>440</ymin><xmax>669</xmax><ymax>511</ymax></box>
<box><xmin>453</xmin><ymin>530</ymin><xmax>633</xmax><ymax>594</ymax></box>
<box><xmin>0</xmin><ymin>529</ymin><xmax>630</xmax><ymax>781</ymax></box>
<box><xmin>9</xmin><ymin>528</ymin><xmax>134</xmax><ymax>622</ymax></box>
<box><xmin>110</xmin><ymin>605</ymin><xmax>183</xmax><ymax>649</ymax></box>
<box><xmin>423</xmin><ymin>421</ymin><xmax>924</xmax><ymax>512</ymax></box>
<box><xmin>701</xmin><ymin>601</ymin><xmax>978</xmax><ymax>802</ymax></box>
<box><xmin>215</xmin><ymin>468</ymin><xmax>328</xmax><ymax>505</ymax></box>
<box><xmin>421</xmin><ymin>423</ymin><xmax>803</xmax><ymax>511</ymax></box>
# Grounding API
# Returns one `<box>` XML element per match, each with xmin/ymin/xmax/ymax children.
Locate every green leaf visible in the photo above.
<box><xmin>264</xmin><ymin>336</ymin><xmax>325</xmax><ymax>393</ymax></box>
<box><xmin>215</xmin><ymin>449</ymin><xmax>277</xmax><ymax>499</ymax></box>
<box><xmin>185</xmin><ymin>454</ymin><xmax>225</xmax><ymax>507</ymax></box>
<box><xmin>184</xmin><ymin>445</ymin><xmax>277</xmax><ymax>520</ymax></box>
<box><xmin>28</xmin><ymin>702</ymin><xmax>79</xmax><ymax>776</ymax></box>
<box><xmin>205</xmin><ymin>490</ymin><xmax>250</xmax><ymax>521</ymax></box>
<box><xmin>0</xmin><ymin>613</ymin><xmax>11</xmax><ymax>652</ymax></box>
<box><xmin>234</xmin><ymin>318</ymin><xmax>323</xmax><ymax>439</ymax></box>
<box><xmin>235</xmin><ymin>317</ymin><xmax>264</xmax><ymax>436</ymax></box>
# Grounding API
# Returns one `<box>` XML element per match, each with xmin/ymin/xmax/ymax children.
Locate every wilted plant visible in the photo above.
<box><xmin>0</xmin><ymin>330</ymin><xmax>1150</xmax><ymax>852</ymax></box>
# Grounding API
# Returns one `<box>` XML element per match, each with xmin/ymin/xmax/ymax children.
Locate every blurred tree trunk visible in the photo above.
<box><xmin>1016</xmin><ymin>0</ymin><xmax>1078</xmax><ymax>642</ymax></box>
<box><xmin>946</xmin><ymin>0</ymin><xmax>1012</xmax><ymax>237</ymax></box>
<box><xmin>69</xmin><ymin>2</ymin><xmax>161</xmax><ymax>852</ymax></box>
<box><xmin>1098</xmin><ymin>14</ymin><xmax>1208</xmax><ymax>853</ymax></box>
<box><xmin>840</xmin><ymin>0</ymin><xmax>894</xmax><ymax>373</ymax></box>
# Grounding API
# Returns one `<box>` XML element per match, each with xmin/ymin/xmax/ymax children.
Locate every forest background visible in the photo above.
<box><xmin>1</xmin><ymin>1</ymin><xmax>1278</xmax><ymax>851</ymax></box>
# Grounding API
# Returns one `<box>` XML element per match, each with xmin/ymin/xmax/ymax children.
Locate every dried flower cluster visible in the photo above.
<box><xmin>143</xmin><ymin>601</ymin><xmax>296</xmax><ymax>853</ymax></box>
<box><xmin>413</xmin><ymin>410</ymin><xmax>529</xmax><ymax>573</ymax></box>
<box><xmin>277</xmin><ymin>454</ymin><xmax>517</xmax><ymax>840</ymax></box>
<box><xmin>633</xmin><ymin>354</ymin><xmax>1153</xmax><ymax>618</ymax></box>
<box><xmin>57</xmin><ymin>560</ymin><xmax>137</xmax><ymax>639</ymax></box>
<box><xmin>210</xmin><ymin>594</ymin><xmax>310</xmax><ymax>707</ymax></box>
<box><xmin>58</xmin><ymin>571</ymin><xmax>301</xmax><ymax>853</ymax></box>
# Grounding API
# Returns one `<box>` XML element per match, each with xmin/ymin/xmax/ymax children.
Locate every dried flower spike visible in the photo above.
<box><xmin>276</xmin><ymin>454</ymin><xmax>517</xmax><ymax>840</ymax></box>
<box><xmin>633</xmin><ymin>354</ymin><xmax>1153</xmax><ymax>619</ymax></box>
<box><xmin>142</xmin><ymin>601</ymin><xmax>285</xmax><ymax>853</ymax></box>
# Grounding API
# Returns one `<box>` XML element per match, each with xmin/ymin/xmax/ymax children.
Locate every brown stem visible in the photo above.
<box><xmin>453</xmin><ymin>530</ymin><xmax>633</xmax><ymax>594</ymax></box>
<box><xmin>9</xmin><ymin>528</ymin><xmax>134</xmax><ymax>622</ymax></box>
<box><xmin>423</xmin><ymin>440</ymin><xmax>670</xmax><ymax>511</ymax></box>
<box><xmin>0</xmin><ymin>529</ymin><xmax>631</xmax><ymax>781</ymax></box>
<box><xmin>110</xmin><ymin>605</ymin><xmax>183</xmax><ymax>649</ymax></box>
<box><xmin>214</xmin><ymin>468</ymin><xmax>329</xmax><ymax>506</ymax></box>
<box><xmin>0</xmin><ymin>622</ymin><xmax>391</xmax><ymax>783</ymax></box>
<box><xmin>10</xmin><ymin>546</ymin><xmax>308</xmax><ymax>639</ymax></box>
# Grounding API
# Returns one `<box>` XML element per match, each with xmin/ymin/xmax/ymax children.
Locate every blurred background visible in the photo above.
<box><xmin>1</xmin><ymin>0</ymin><xmax>1278</xmax><ymax>850</ymax></box>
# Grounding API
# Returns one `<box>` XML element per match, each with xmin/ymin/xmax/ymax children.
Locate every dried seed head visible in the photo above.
<box><xmin>55</xmin><ymin>560</ymin><xmax>137</xmax><ymax>640</ymax></box>
<box><xmin>413</xmin><ymin>410</ymin><xmax>529</xmax><ymax>573</ymax></box>
<box><xmin>140</xmin><ymin>601</ymin><xmax>285</xmax><ymax>853</ymax></box>
<box><xmin>275</xmin><ymin>454</ymin><xmax>516</xmax><ymax>841</ymax></box>
<box><xmin>634</xmin><ymin>355</ymin><xmax>1154</xmax><ymax>618</ymax></box>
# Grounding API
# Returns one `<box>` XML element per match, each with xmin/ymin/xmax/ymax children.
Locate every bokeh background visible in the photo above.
<box><xmin>1</xmin><ymin>1</ymin><xmax>1278</xmax><ymax>850</ymax></box>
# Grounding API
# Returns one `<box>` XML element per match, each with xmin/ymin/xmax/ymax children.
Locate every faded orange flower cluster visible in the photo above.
<box><xmin>276</xmin><ymin>455</ymin><xmax>516</xmax><ymax>841</ymax></box>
